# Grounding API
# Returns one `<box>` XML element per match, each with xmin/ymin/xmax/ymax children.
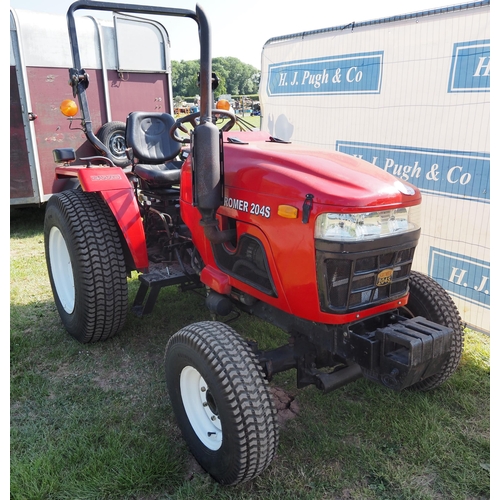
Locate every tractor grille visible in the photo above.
<box><xmin>316</xmin><ymin>231</ymin><xmax>419</xmax><ymax>314</ymax></box>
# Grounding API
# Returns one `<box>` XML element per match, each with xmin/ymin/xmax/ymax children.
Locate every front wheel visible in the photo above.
<box><xmin>165</xmin><ymin>321</ymin><xmax>279</xmax><ymax>485</ymax></box>
<box><xmin>44</xmin><ymin>190</ymin><xmax>129</xmax><ymax>343</ymax></box>
<box><xmin>401</xmin><ymin>271</ymin><xmax>464</xmax><ymax>391</ymax></box>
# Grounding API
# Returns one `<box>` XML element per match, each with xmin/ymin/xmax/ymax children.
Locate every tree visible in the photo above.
<box><xmin>171</xmin><ymin>59</ymin><xmax>199</xmax><ymax>97</ymax></box>
<box><xmin>171</xmin><ymin>57</ymin><xmax>260</xmax><ymax>98</ymax></box>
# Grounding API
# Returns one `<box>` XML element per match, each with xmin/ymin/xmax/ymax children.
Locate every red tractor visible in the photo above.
<box><xmin>44</xmin><ymin>0</ymin><xmax>463</xmax><ymax>486</ymax></box>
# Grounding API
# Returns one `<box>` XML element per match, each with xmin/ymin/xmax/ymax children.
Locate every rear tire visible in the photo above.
<box><xmin>44</xmin><ymin>190</ymin><xmax>129</xmax><ymax>343</ymax></box>
<box><xmin>402</xmin><ymin>271</ymin><xmax>464</xmax><ymax>391</ymax></box>
<box><xmin>165</xmin><ymin>321</ymin><xmax>279</xmax><ymax>485</ymax></box>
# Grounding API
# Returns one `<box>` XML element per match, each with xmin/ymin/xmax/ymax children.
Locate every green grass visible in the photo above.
<box><xmin>10</xmin><ymin>206</ymin><xmax>490</xmax><ymax>500</ymax></box>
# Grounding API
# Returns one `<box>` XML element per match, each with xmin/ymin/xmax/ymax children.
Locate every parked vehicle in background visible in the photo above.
<box><xmin>10</xmin><ymin>6</ymin><xmax>175</xmax><ymax>206</ymax></box>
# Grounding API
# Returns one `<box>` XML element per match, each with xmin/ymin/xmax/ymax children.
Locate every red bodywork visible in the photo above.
<box><xmin>56</xmin><ymin>129</ymin><xmax>421</xmax><ymax>324</ymax></box>
<box><xmin>55</xmin><ymin>165</ymin><xmax>149</xmax><ymax>271</ymax></box>
<box><xmin>180</xmin><ymin>130</ymin><xmax>421</xmax><ymax>325</ymax></box>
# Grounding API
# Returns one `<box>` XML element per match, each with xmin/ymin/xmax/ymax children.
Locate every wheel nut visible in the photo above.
<box><xmin>203</xmin><ymin>402</ymin><xmax>208</xmax><ymax>407</ymax></box>
<box><xmin>211</xmin><ymin>416</ymin><xmax>217</xmax><ymax>421</ymax></box>
<box><xmin>201</xmin><ymin>387</ymin><xmax>206</xmax><ymax>392</ymax></box>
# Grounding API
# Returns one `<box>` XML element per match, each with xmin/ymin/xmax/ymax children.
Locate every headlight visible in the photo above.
<box><xmin>315</xmin><ymin>206</ymin><xmax>421</xmax><ymax>242</ymax></box>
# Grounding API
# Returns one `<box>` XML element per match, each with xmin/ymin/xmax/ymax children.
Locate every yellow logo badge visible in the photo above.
<box><xmin>376</xmin><ymin>269</ymin><xmax>393</xmax><ymax>286</ymax></box>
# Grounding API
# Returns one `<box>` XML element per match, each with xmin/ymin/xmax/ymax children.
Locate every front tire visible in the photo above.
<box><xmin>44</xmin><ymin>190</ymin><xmax>129</xmax><ymax>343</ymax></box>
<box><xmin>402</xmin><ymin>271</ymin><xmax>464</xmax><ymax>391</ymax></box>
<box><xmin>165</xmin><ymin>321</ymin><xmax>279</xmax><ymax>485</ymax></box>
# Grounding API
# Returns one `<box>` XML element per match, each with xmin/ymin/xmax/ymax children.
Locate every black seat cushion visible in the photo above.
<box><xmin>133</xmin><ymin>161</ymin><xmax>182</xmax><ymax>187</ymax></box>
<box><xmin>126</xmin><ymin>112</ymin><xmax>181</xmax><ymax>164</ymax></box>
<box><xmin>126</xmin><ymin>112</ymin><xmax>183</xmax><ymax>187</ymax></box>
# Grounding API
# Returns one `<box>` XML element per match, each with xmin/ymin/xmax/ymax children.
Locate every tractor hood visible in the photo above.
<box><xmin>222</xmin><ymin>131</ymin><xmax>420</xmax><ymax>210</ymax></box>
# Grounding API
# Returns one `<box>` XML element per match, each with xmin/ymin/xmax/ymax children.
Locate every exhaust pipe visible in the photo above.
<box><xmin>193</xmin><ymin>5</ymin><xmax>233</xmax><ymax>244</ymax></box>
<box><xmin>315</xmin><ymin>363</ymin><xmax>363</xmax><ymax>393</ymax></box>
<box><xmin>202</xmin><ymin>224</ymin><xmax>236</xmax><ymax>244</ymax></box>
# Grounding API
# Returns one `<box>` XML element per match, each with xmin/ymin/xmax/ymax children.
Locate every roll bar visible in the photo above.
<box><xmin>65</xmin><ymin>0</ymin><xmax>214</xmax><ymax>155</ymax></box>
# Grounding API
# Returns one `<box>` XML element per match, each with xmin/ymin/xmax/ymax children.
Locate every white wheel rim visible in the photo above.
<box><xmin>49</xmin><ymin>226</ymin><xmax>75</xmax><ymax>314</ymax></box>
<box><xmin>109</xmin><ymin>132</ymin><xmax>126</xmax><ymax>157</ymax></box>
<box><xmin>180</xmin><ymin>366</ymin><xmax>222</xmax><ymax>451</ymax></box>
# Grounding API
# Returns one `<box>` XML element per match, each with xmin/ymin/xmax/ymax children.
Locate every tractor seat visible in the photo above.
<box><xmin>126</xmin><ymin>112</ymin><xmax>182</xmax><ymax>187</ymax></box>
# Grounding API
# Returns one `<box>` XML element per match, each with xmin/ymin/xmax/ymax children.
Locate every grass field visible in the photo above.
<box><xmin>10</xmin><ymin>205</ymin><xmax>490</xmax><ymax>500</ymax></box>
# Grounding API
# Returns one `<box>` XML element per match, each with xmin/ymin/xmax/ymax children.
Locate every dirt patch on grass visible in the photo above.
<box><xmin>271</xmin><ymin>386</ymin><xmax>299</xmax><ymax>426</ymax></box>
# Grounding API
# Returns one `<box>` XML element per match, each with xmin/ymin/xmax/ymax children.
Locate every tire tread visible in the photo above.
<box><xmin>45</xmin><ymin>190</ymin><xmax>128</xmax><ymax>342</ymax></box>
<box><xmin>166</xmin><ymin>321</ymin><xmax>279</xmax><ymax>484</ymax></box>
<box><xmin>407</xmin><ymin>271</ymin><xmax>464</xmax><ymax>391</ymax></box>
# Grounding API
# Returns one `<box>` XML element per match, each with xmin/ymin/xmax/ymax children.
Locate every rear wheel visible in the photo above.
<box><xmin>44</xmin><ymin>190</ymin><xmax>129</xmax><ymax>342</ymax></box>
<box><xmin>401</xmin><ymin>271</ymin><xmax>464</xmax><ymax>391</ymax></box>
<box><xmin>165</xmin><ymin>321</ymin><xmax>279</xmax><ymax>485</ymax></box>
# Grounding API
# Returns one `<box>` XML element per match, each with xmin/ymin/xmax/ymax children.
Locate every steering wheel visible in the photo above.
<box><xmin>170</xmin><ymin>110</ymin><xmax>237</xmax><ymax>144</ymax></box>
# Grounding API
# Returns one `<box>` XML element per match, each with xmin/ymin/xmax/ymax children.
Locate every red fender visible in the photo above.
<box><xmin>56</xmin><ymin>165</ymin><xmax>149</xmax><ymax>271</ymax></box>
<box><xmin>100</xmin><ymin>188</ymin><xmax>149</xmax><ymax>272</ymax></box>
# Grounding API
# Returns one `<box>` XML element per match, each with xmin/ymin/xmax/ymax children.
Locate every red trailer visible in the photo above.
<box><xmin>10</xmin><ymin>6</ymin><xmax>175</xmax><ymax>206</ymax></box>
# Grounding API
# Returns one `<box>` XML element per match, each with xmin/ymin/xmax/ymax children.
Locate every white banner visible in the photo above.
<box><xmin>260</xmin><ymin>2</ymin><xmax>490</xmax><ymax>333</ymax></box>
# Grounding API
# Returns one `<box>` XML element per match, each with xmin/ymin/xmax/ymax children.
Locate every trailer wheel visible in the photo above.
<box><xmin>97</xmin><ymin>121</ymin><xmax>130</xmax><ymax>167</ymax></box>
<box><xmin>165</xmin><ymin>321</ymin><xmax>279</xmax><ymax>485</ymax></box>
<box><xmin>44</xmin><ymin>190</ymin><xmax>129</xmax><ymax>343</ymax></box>
<box><xmin>401</xmin><ymin>271</ymin><xmax>464</xmax><ymax>391</ymax></box>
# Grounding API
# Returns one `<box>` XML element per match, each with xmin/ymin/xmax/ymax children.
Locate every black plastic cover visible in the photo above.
<box><xmin>52</xmin><ymin>148</ymin><xmax>76</xmax><ymax>163</ymax></box>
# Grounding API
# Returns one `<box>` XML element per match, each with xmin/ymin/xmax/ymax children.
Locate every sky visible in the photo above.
<box><xmin>9</xmin><ymin>0</ymin><xmax>466</xmax><ymax>69</ymax></box>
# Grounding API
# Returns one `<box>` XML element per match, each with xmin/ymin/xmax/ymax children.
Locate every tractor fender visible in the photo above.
<box><xmin>75</xmin><ymin>166</ymin><xmax>149</xmax><ymax>272</ymax></box>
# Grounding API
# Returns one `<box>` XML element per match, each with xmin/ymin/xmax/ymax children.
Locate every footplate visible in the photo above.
<box><xmin>132</xmin><ymin>266</ymin><xmax>200</xmax><ymax>317</ymax></box>
<box><xmin>367</xmin><ymin>316</ymin><xmax>453</xmax><ymax>390</ymax></box>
